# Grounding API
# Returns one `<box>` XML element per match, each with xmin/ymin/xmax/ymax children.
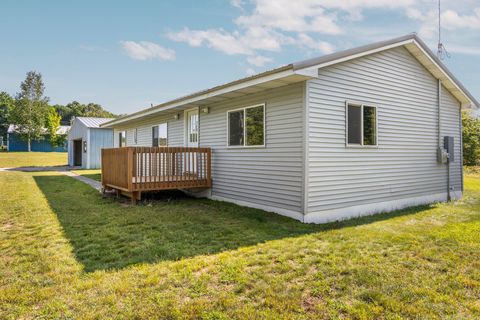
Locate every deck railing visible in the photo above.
<box><xmin>101</xmin><ymin>147</ymin><xmax>212</xmax><ymax>195</ymax></box>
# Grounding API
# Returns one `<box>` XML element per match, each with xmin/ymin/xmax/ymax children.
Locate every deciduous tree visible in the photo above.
<box><xmin>0</xmin><ymin>92</ymin><xmax>14</xmax><ymax>145</ymax></box>
<box><xmin>9</xmin><ymin>71</ymin><xmax>49</xmax><ymax>151</ymax></box>
<box><xmin>45</xmin><ymin>107</ymin><xmax>65</xmax><ymax>147</ymax></box>
<box><xmin>462</xmin><ymin>111</ymin><xmax>480</xmax><ymax>166</ymax></box>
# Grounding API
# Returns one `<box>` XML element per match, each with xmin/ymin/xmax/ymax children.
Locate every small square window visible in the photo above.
<box><xmin>346</xmin><ymin>103</ymin><xmax>377</xmax><ymax>147</ymax></box>
<box><xmin>227</xmin><ymin>104</ymin><xmax>265</xmax><ymax>147</ymax></box>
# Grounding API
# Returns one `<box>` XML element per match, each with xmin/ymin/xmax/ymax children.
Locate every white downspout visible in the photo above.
<box><xmin>438</xmin><ymin>79</ymin><xmax>442</xmax><ymax>149</ymax></box>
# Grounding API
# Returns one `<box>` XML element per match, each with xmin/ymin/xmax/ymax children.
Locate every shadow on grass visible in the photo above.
<box><xmin>34</xmin><ymin>174</ymin><xmax>433</xmax><ymax>272</ymax></box>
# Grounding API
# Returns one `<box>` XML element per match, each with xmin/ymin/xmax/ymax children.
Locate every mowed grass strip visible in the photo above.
<box><xmin>0</xmin><ymin>170</ymin><xmax>479</xmax><ymax>319</ymax></box>
<box><xmin>0</xmin><ymin>152</ymin><xmax>67</xmax><ymax>168</ymax></box>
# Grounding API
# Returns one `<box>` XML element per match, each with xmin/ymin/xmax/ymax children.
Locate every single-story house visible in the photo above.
<box><xmin>68</xmin><ymin>117</ymin><xmax>114</xmax><ymax>169</ymax></box>
<box><xmin>100</xmin><ymin>34</ymin><xmax>479</xmax><ymax>223</ymax></box>
<box><xmin>7</xmin><ymin>124</ymin><xmax>69</xmax><ymax>152</ymax></box>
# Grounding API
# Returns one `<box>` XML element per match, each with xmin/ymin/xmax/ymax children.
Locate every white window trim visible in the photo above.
<box><xmin>184</xmin><ymin>107</ymin><xmax>199</xmax><ymax>147</ymax></box>
<box><xmin>345</xmin><ymin>101</ymin><xmax>378</xmax><ymax>148</ymax></box>
<box><xmin>134</xmin><ymin>128</ymin><xmax>138</xmax><ymax>144</ymax></box>
<box><xmin>226</xmin><ymin>103</ymin><xmax>266</xmax><ymax>148</ymax></box>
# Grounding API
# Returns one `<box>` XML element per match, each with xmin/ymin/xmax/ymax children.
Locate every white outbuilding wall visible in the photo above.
<box><xmin>68</xmin><ymin>118</ymin><xmax>114</xmax><ymax>169</ymax></box>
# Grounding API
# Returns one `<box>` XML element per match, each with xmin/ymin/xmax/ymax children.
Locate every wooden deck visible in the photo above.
<box><xmin>101</xmin><ymin>147</ymin><xmax>212</xmax><ymax>203</ymax></box>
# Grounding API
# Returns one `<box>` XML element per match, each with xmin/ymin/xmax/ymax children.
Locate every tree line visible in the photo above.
<box><xmin>0</xmin><ymin>71</ymin><xmax>117</xmax><ymax>151</ymax></box>
<box><xmin>462</xmin><ymin>111</ymin><xmax>480</xmax><ymax>166</ymax></box>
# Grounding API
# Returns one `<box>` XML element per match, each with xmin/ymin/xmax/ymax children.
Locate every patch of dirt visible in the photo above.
<box><xmin>0</xmin><ymin>223</ymin><xmax>13</xmax><ymax>231</ymax></box>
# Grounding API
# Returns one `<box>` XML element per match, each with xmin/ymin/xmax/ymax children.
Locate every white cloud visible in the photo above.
<box><xmin>231</xmin><ymin>0</ymin><xmax>244</xmax><ymax>9</ymax></box>
<box><xmin>166</xmin><ymin>0</ymin><xmax>424</xmax><ymax>65</ymax></box>
<box><xmin>247</xmin><ymin>55</ymin><xmax>272</xmax><ymax>67</ymax></box>
<box><xmin>167</xmin><ymin>28</ymin><xmax>252</xmax><ymax>55</ymax></box>
<box><xmin>448</xmin><ymin>44</ymin><xmax>480</xmax><ymax>55</ymax></box>
<box><xmin>296</xmin><ymin>34</ymin><xmax>335</xmax><ymax>54</ymax></box>
<box><xmin>235</xmin><ymin>0</ymin><xmax>343</xmax><ymax>35</ymax></box>
<box><xmin>168</xmin><ymin>26</ymin><xmax>293</xmax><ymax>56</ymax></box>
<box><xmin>120</xmin><ymin>41</ymin><xmax>176</xmax><ymax>61</ymax></box>
<box><xmin>246</xmin><ymin>67</ymin><xmax>256</xmax><ymax>75</ymax></box>
<box><xmin>442</xmin><ymin>8</ymin><xmax>480</xmax><ymax>30</ymax></box>
<box><xmin>166</xmin><ymin>0</ymin><xmax>480</xmax><ymax>69</ymax></box>
<box><xmin>405</xmin><ymin>6</ymin><xmax>480</xmax><ymax>40</ymax></box>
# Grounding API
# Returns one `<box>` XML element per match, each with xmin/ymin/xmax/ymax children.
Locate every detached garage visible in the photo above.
<box><xmin>68</xmin><ymin>117</ymin><xmax>114</xmax><ymax>169</ymax></box>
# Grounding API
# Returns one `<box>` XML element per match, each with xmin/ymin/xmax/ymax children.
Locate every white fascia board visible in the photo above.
<box><xmin>295</xmin><ymin>68</ymin><xmax>319</xmax><ymax>78</ymax></box>
<box><xmin>294</xmin><ymin>38</ymin><xmax>477</xmax><ymax>109</ymax></box>
<box><xmin>103</xmin><ymin>69</ymin><xmax>297</xmax><ymax>128</ymax></box>
<box><xmin>410</xmin><ymin>40</ymin><xmax>475</xmax><ymax>108</ymax></box>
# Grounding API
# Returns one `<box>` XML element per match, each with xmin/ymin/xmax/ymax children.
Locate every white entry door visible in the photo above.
<box><xmin>186</xmin><ymin>109</ymin><xmax>199</xmax><ymax>147</ymax></box>
<box><xmin>185</xmin><ymin>108</ymin><xmax>199</xmax><ymax>174</ymax></box>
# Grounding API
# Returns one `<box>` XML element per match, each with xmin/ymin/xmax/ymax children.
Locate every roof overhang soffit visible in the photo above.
<box><xmin>102</xmin><ymin>70</ymin><xmax>312</xmax><ymax>127</ymax></box>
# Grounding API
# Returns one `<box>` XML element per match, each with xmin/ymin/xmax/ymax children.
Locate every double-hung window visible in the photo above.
<box><xmin>227</xmin><ymin>104</ymin><xmax>265</xmax><ymax>147</ymax></box>
<box><xmin>152</xmin><ymin>123</ymin><xmax>168</xmax><ymax>147</ymax></box>
<box><xmin>346</xmin><ymin>102</ymin><xmax>377</xmax><ymax>147</ymax></box>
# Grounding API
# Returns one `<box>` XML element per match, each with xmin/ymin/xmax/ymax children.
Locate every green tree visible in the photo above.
<box><xmin>0</xmin><ymin>92</ymin><xmax>14</xmax><ymax>146</ymax></box>
<box><xmin>45</xmin><ymin>107</ymin><xmax>65</xmax><ymax>147</ymax></box>
<box><xmin>52</xmin><ymin>101</ymin><xmax>117</xmax><ymax>124</ymax></box>
<box><xmin>462</xmin><ymin>111</ymin><xmax>480</xmax><ymax>166</ymax></box>
<box><xmin>9</xmin><ymin>71</ymin><xmax>49</xmax><ymax>151</ymax></box>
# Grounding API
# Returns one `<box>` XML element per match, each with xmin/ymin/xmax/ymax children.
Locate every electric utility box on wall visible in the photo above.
<box><xmin>444</xmin><ymin>136</ymin><xmax>454</xmax><ymax>162</ymax></box>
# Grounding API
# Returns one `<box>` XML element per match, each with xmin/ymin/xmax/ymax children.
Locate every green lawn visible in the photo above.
<box><xmin>0</xmin><ymin>170</ymin><xmax>479</xmax><ymax>319</ymax></box>
<box><xmin>0</xmin><ymin>151</ymin><xmax>67</xmax><ymax>168</ymax></box>
<box><xmin>71</xmin><ymin>169</ymin><xmax>101</xmax><ymax>182</ymax></box>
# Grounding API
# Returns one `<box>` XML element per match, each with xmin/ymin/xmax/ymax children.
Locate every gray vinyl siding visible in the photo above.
<box><xmin>89</xmin><ymin>128</ymin><xmax>114</xmax><ymax>169</ymax></box>
<box><xmin>306</xmin><ymin>46</ymin><xmax>462</xmax><ymax>214</ymax></box>
<box><xmin>113</xmin><ymin>111</ymin><xmax>184</xmax><ymax>147</ymax></box>
<box><xmin>199</xmin><ymin>82</ymin><xmax>305</xmax><ymax>213</ymax></box>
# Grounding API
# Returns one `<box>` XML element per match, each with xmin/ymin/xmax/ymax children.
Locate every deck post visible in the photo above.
<box><xmin>206</xmin><ymin>148</ymin><xmax>212</xmax><ymax>187</ymax></box>
<box><xmin>101</xmin><ymin>149</ymin><xmax>105</xmax><ymax>187</ymax></box>
<box><xmin>131</xmin><ymin>191</ymin><xmax>141</xmax><ymax>205</ymax></box>
<box><xmin>127</xmin><ymin>147</ymin><xmax>134</xmax><ymax>192</ymax></box>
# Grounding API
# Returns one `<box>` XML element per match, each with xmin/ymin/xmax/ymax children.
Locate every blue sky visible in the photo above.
<box><xmin>1</xmin><ymin>0</ymin><xmax>479</xmax><ymax>114</ymax></box>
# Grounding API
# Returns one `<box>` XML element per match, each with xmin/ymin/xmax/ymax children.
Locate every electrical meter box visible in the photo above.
<box><xmin>444</xmin><ymin>136</ymin><xmax>454</xmax><ymax>162</ymax></box>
